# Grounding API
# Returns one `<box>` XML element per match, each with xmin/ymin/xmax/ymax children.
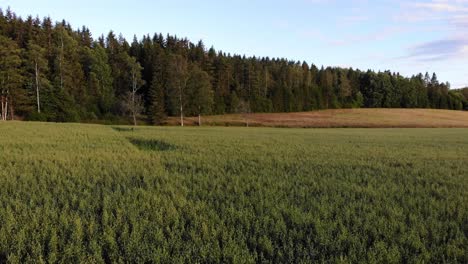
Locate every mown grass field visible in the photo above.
<box><xmin>168</xmin><ymin>108</ymin><xmax>468</xmax><ymax>128</ymax></box>
<box><xmin>0</xmin><ymin>122</ymin><xmax>467</xmax><ymax>263</ymax></box>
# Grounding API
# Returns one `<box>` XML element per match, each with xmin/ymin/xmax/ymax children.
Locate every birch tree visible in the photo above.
<box><xmin>122</xmin><ymin>56</ymin><xmax>144</xmax><ymax>126</ymax></box>
<box><xmin>55</xmin><ymin>25</ymin><xmax>86</xmax><ymax>93</ymax></box>
<box><xmin>88</xmin><ymin>44</ymin><xmax>114</xmax><ymax>115</ymax></box>
<box><xmin>236</xmin><ymin>99</ymin><xmax>251</xmax><ymax>127</ymax></box>
<box><xmin>186</xmin><ymin>65</ymin><xmax>213</xmax><ymax>126</ymax></box>
<box><xmin>167</xmin><ymin>54</ymin><xmax>188</xmax><ymax>126</ymax></box>
<box><xmin>26</xmin><ymin>41</ymin><xmax>49</xmax><ymax>114</ymax></box>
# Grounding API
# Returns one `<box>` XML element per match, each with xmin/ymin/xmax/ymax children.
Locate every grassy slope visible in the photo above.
<box><xmin>0</xmin><ymin>123</ymin><xmax>467</xmax><ymax>262</ymax></box>
<box><xmin>168</xmin><ymin>108</ymin><xmax>468</xmax><ymax>128</ymax></box>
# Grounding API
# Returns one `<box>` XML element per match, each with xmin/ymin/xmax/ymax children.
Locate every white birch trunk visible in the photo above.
<box><xmin>35</xmin><ymin>61</ymin><xmax>41</xmax><ymax>113</ymax></box>
<box><xmin>1</xmin><ymin>96</ymin><xmax>3</xmax><ymax>121</ymax></box>
<box><xmin>179</xmin><ymin>85</ymin><xmax>184</xmax><ymax>127</ymax></box>
<box><xmin>1</xmin><ymin>97</ymin><xmax>4</xmax><ymax>121</ymax></box>
<box><xmin>4</xmin><ymin>99</ymin><xmax>8</xmax><ymax>121</ymax></box>
<box><xmin>132</xmin><ymin>70</ymin><xmax>137</xmax><ymax>126</ymax></box>
<box><xmin>59</xmin><ymin>34</ymin><xmax>64</xmax><ymax>90</ymax></box>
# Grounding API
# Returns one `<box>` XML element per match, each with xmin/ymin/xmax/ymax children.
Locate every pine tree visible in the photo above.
<box><xmin>147</xmin><ymin>55</ymin><xmax>166</xmax><ymax>125</ymax></box>
<box><xmin>0</xmin><ymin>35</ymin><xmax>23</xmax><ymax>120</ymax></box>
<box><xmin>338</xmin><ymin>70</ymin><xmax>352</xmax><ymax>107</ymax></box>
<box><xmin>319</xmin><ymin>67</ymin><xmax>333</xmax><ymax>108</ymax></box>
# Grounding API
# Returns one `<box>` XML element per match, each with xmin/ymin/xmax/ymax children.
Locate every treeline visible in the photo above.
<box><xmin>0</xmin><ymin>8</ymin><xmax>467</xmax><ymax>124</ymax></box>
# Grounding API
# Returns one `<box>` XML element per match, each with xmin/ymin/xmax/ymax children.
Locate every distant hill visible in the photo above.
<box><xmin>169</xmin><ymin>108</ymin><xmax>468</xmax><ymax>128</ymax></box>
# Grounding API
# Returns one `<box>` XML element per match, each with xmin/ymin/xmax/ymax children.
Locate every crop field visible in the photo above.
<box><xmin>167</xmin><ymin>108</ymin><xmax>468</xmax><ymax>128</ymax></box>
<box><xmin>0</xmin><ymin>122</ymin><xmax>467</xmax><ymax>263</ymax></box>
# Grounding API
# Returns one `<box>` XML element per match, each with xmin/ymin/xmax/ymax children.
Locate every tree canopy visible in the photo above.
<box><xmin>0</xmin><ymin>8</ymin><xmax>466</xmax><ymax>123</ymax></box>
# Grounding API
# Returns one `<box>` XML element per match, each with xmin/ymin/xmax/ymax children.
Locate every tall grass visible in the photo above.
<box><xmin>0</xmin><ymin>122</ymin><xmax>466</xmax><ymax>263</ymax></box>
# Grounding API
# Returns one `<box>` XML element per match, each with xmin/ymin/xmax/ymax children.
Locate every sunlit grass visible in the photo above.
<box><xmin>0</xmin><ymin>122</ymin><xmax>466</xmax><ymax>263</ymax></box>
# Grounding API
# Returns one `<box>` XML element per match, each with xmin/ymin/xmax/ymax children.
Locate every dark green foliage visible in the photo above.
<box><xmin>0</xmin><ymin>35</ymin><xmax>25</xmax><ymax>119</ymax></box>
<box><xmin>457</xmin><ymin>87</ymin><xmax>468</xmax><ymax>110</ymax></box>
<box><xmin>185</xmin><ymin>64</ymin><xmax>214</xmax><ymax>118</ymax></box>
<box><xmin>0</xmin><ymin>8</ymin><xmax>465</xmax><ymax>124</ymax></box>
<box><xmin>88</xmin><ymin>44</ymin><xmax>114</xmax><ymax>116</ymax></box>
<box><xmin>129</xmin><ymin>138</ymin><xmax>176</xmax><ymax>151</ymax></box>
<box><xmin>111</xmin><ymin>126</ymin><xmax>134</xmax><ymax>132</ymax></box>
<box><xmin>147</xmin><ymin>49</ymin><xmax>166</xmax><ymax>125</ymax></box>
<box><xmin>166</xmin><ymin>54</ymin><xmax>188</xmax><ymax>118</ymax></box>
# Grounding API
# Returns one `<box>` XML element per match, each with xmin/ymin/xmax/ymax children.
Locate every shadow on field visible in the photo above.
<box><xmin>111</xmin><ymin>127</ymin><xmax>135</xmax><ymax>132</ymax></box>
<box><xmin>129</xmin><ymin>138</ymin><xmax>176</xmax><ymax>151</ymax></box>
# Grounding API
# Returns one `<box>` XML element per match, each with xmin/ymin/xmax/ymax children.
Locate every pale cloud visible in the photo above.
<box><xmin>393</xmin><ymin>10</ymin><xmax>444</xmax><ymax>23</ymax></box>
<box><xmin>340</xmin><ymin>15</ymin><xmax>370</xmax><ymax>24</ymax></box>
<box><xmin>393</xmin><ymin>0</ymin><xmax>468</xmax><ymax>67</ymax></box>
<box><xmin>297</xmin><ymin>0</ymin><xmax>467</xmax><ymax>86</ymax></box>
<box><xmin>461</xmin><ymin>45</ymin><xmax>468</xmax><ymax>56</ymax></box>
<box><xmin>402</xmin><ymin>38</ymin><xmax>468</xmax><ymax>61</ymax></box>
<box><xmin>451</xmin><ymin>15</ymin><xmax>468</xmax><ymax>27</ymax></box>
<box><xmin>302</xmin><ymin>0</ymin><xmax>332</xmax><ymax>4</ymax></box>
<box><xmin>411</xmin><ymin>1</ymin><xmax>468</xmax><ymax>12</ymax></box>
<box><xmin>329</xmin><ymin>26</ymin><xmax>408</xmax><ymax>46</ymax></box>
<box><xmin>395</xmin><ymin>0</ymin><xmax>468</xmax><ymax>23</ymax></box>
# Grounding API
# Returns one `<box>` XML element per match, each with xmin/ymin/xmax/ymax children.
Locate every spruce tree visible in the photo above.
<box><xmin>0</xmin><ymin>35</ymin><xmax>24</xmax><ymax>120</ymax></box>
<box><xmin>148</xmin><ymin>61</ymin><xmax>166</xmax><ymax>125</ymax></box>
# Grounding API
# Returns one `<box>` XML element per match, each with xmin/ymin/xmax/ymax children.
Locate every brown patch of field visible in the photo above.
<box><xmin>166</xmin><ymin>109</ymin><xmax>468</xmax><ymax>128</ymax></box>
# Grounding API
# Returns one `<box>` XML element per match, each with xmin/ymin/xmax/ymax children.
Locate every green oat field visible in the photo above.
<box><xmin>0</xmin><ymin>122</ymin><xmax>467</xmax><ymax>263</ymax></box>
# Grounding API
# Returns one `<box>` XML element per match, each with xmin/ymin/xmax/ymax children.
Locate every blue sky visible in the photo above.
<box><xmin>2</xmin><ymin>0</ymin><xmax>467</xmax><ymax>87</ymax></box>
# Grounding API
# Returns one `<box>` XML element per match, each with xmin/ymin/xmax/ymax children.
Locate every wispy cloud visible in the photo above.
<box><xmin>341</xmin><ymin>15</ymin><xmax>369</xmax><ymax>23</ymax></box>
<box><xmin>393</xmin><ymin>0</ymin><xmax>468</xmax><ymax>65</ymax></box>
<box><xmin>395</xmin><ymin>0</ymin><xmax>468</xmax><ymax>24</ymax></box>
<box><xmin>410</xmin><ymin>0</ymin><xmax>468</xmax><ymax>12</ymax></box>
<box><xmin>402</xmin><ymin>38</ymin><xmax>468</xmax><ymax>61</ymax></box>
<box><xmin>451</xmin><ymin>15</ymin><xmax>468</xmax><ymax>27</ymax></box>
<box><xmin>329</xmin><ymin>26</ymin><xmax>408</xmax><ymax>46</ymax></box>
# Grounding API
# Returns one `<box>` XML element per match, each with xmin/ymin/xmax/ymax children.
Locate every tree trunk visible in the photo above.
<box><xmin>132</xmin><ymin>91</ymin><xmax>137</xmax><ymax>126</ymax></box>
<box><xmin>132</xmin><ymin>71</ymin><xmax>137</xmax><ymax>126</ymax></box>
<box><xmin>4</xmin><ymin>98</ymin><xmax>8</xmax><ymax>121</ymax></box>
<box><xmin>35</xmin><ymin>61</ymin><xmax>41</xmax><ymax>113</ymax></box>
<box><xmin>180</xmin><ymin>105</ymin><xmax>184</xmax><ymax>127</ymax></box>
<box><xmin>1</xmin><ymin>96</ymin><xmax>4</xmax><ymax>121</ymax></box>
<box><xmin>198</xmin><ymin>113</ymin><xmax>201</xmax><ymax>126</ymax></box>
<box><xmin>59</xmin><ymin>35</ymin><xmax>64</xmax><ymax>90</ymax></box>
<box><xmin>9</xmin><ymin>98</ymin><xmax>14</xmax><ymax>120</ymax></box>
<box><xmin>132</xmin><ymin>92</ymin><xmax>136</xmax><ymax>126</ymax></box>
<box><xmin>179</xmin><ymin>85</ymin><xmax>184</xmax><ymax>127</ymax></box>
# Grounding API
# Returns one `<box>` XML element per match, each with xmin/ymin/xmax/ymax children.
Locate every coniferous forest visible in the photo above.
<box><xmin>0</xmin><ymin>8</ymin><xmax>467</xmax><ymax>124</ymax></box>
<box><xmin>1</xmin><ymin>7</ymin><xmax>468</xmax><ymax>264</ymax></box>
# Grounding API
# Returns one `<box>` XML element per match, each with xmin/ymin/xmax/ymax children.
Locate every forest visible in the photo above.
<box><xmin>0</xmin><ymin>7</ymin><xmax>467</xmax><ymax>125</ymax></box>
